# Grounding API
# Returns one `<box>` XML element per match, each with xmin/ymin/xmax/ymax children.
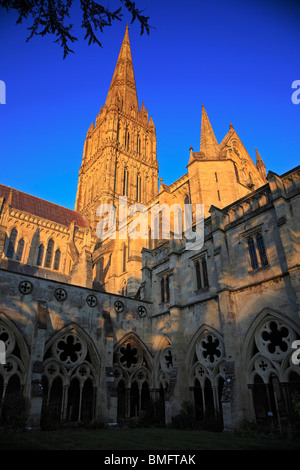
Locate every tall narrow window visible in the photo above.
<box><xmin>215</xmin><ymin>172</ymin><xmax>218</xmax><ymax>182</ymax></box>
<box><xmin>184</xmin><ymin>194</ymin><xmax>190</xmax><ymax>205</ymax></box>
<box><xmin>95</xmin><ymin>257</ymin><xmax>104</xmax><ymax>283</ymax></box>
<box><xmin>123</xmin><ymin>244</ymin><xmax>127</xmax><ymax>272</ymax></box>
<box><xmin>53</xmin><ymin>249</ymin><xmax>61</xmax><ymax>271</ymax></box>
<box><xmin>6</xmin><ymin>228</ymin><xmax>17</xmax><ymax>258</ymax></box>
<box><xmin>256</xmin><ymin>233</ymin><xmax>268</xmax><ymax>266</ymax></box>
<box><xmin>195</xmin><ymin>260</ymin><xmax>202</xmax><ymax>290</ymax></box>
<box><xmin>217</xmin><ymin>190</ymin><xmax>221</xmax><ymax>201</ymax></box>
<box><xmin>161</xmin><ymin>277</ymin><xmax>165</xmax><ymax>303</ymax></box>
<box><xmin>36</xmin><ymin>244</ymin><xmax>44</xmax><ymax>266</ymax></box>
<box><xmin>160</xmin><ymin>274</ymin><xmax>171</xmax><ymax>303</ymax></box>
<box><xmin>165</xmin><ymin>276</ymin><xmax>170</xmax><ymax>302</ymax></box>
<box><xmin>124</xmin><ymin>126</ymin><xmax>128</xmax><ymax>148</ymax></box>
<box><xmin>195</xmin><ymin>257</ymin><xmax>209</xmax><ymax>290</ymax></box>
<box><xmin>248</xmin><ymin>237</ymin><xmax>258</xmax><ymax>269</ymax></box>
<box><xmin>127</xmin><ymin>131</ymin><xmax>130</xmax><ymax>150</ymax></box>
<box><xmin>144</xmin><ymin>176</ymin><xmax>148</xmax><ymax>202</ymax></box>
<box><xmin>202</xmin><ymin>258</ymin><xmax>209</xmax><ymax>287</ymax></box>
<box><xmin>234</xmin><ymin>162</ymin><xmax>239</xmax><ymax>182</ymax></box>
<box><xmin>15</xmin><ymin>238</ymin><xmax>24</xmax><ymax>262</ymax></box>
<box><xmin>136</xmin><ymin>174</ymin><xmax>141</xmax><ymax>202</ymax></box>
<box><xmin>123</xmin><ymin>168</ymin><xmax>129</xmax><ymax>196</ymax></box>
<box><xmin>137</xmin><ymin>133</ymin><xmax>141</xmax><ymax>155</ymax></box>
<box><xmin>44</xmin><ymin>239</ymin><xmax>54</xmax><ymax>268</ymax></box>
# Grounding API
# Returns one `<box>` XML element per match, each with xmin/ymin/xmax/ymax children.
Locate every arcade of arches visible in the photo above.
<box><xmin>1</xmin><ymin>313</ymin><xmax>299</xmax><ymax>431</ymax></box>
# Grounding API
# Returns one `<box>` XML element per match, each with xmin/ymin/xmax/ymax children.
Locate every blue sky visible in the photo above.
<box><xmin>0</xmin><ymin>0</ymin><xmax>299</xmax><ymax>210</ymax></box>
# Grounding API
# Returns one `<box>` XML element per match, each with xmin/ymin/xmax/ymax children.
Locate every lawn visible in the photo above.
<box><xmin>0</xmin><ymin>427</ymin><xmax>299</xmax><ymax>451</ymax></box>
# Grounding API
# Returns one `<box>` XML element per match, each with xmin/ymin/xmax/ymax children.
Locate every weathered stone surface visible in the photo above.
<box><xmin>0</xmin><ymin>27</ymin><xmax>299</xmax><ymax>432</ymax></box>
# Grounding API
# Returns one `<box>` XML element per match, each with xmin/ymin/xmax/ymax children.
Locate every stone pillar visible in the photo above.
<box><xmin>221</xmin><ymin>361</ymin><xmax>235</xmax><ymax>432</ymax></box>
<box><xmin>168</xmin><ymin>307</ymin><xmax>188</xmax><ymax>421</ymax></box>
<box><xmin>29</xmin><ymin>300</ymin><xmax>48</xmax><ymax>428</ymax></box>
<box><xmin>102</xmin><ymin>313</ymin><xmax>118</xmax><ymax>423</ymax></box>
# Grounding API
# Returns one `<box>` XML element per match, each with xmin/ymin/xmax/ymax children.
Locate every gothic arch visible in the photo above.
<box><xmin>44</xmin><ymin>323</ymin><xmax>101</xmax><ymax>370</ymax></box>
<box><xmin>0</xmin><ymin>313</ymin><xmax>30</xmax><ymax>418</ymax></box>
<box><xmin>185</xmin><ymin>324</ymin><xmax>225</xmax><ymax>377</ymax></box>
<box><xmin>41</xmin><ymin>323</ymin><xmax>100</xmax><ymax>424</ymax></box>
<box><xmin>186</xmin><ymin>324</ymin><xmax>225</xmax><ymax>423</ymax></box>
<box><xmin>152</xmin><ymin>335</ymin><xmax>173</xmax><ymax>390</ymax></box>
<box><xmin>243</xmin><ymin>308</ymin><xmax>300</xmax><ymax>430</ymax></box>
<box><xmin>0</xmin><ymin>313</ymin><xmax>30</xmax><ymax>367</ymax></box>
<box><xmin>242</xmin><ymin>307</ymin><xmax>300</xmax><ymax>381</ymax></box>
<box><xmin>113</xmin><ymin>332</ymin><xmax>153</xmax><ymax>420</ymax></box>
<box><xmin>114</xmin><ymin>332</ymin><xmax>153</xmax><ymax>378</ymax></box>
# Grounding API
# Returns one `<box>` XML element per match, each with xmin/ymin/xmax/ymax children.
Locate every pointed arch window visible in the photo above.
<box><xmin>248</xmin><ymin>236</ymin><xmax>258</xmax><ymax>269</ymax></box>
<box><xmin>127</xmin><ymin>131</ymin><xmax>130</xmax><ymax>150</ymax></box>
<box><xmin>165</xmin><ymin>276</ymin><xmax>170</xmax><ymax>302</ymax></box>
<box><xmin>194</xmin><ymin>256</ymin><xmax>209</xmax><ymax>290</ymax></box>
<box><xmin>137</xmin><ymin>135</ymin><xmax>141</xmax><ymax>155</ymax></box>
<box><xmin>44</xmin><ymin>239</ymin><xmax>54</xmax><ymax>268</ymax></box>
<box><xmin>160</xmin><ymin>274</ymin><xmax>170</xmax><ymax>303</ymax></box>
<box><xmin>144</xmin><ymin>176</ymin><xmax>148</xmax><ymax>202</ymax></box>
<box><xmin>53</xmin><ymin>249</ymin><xmax>61</xmax><ymax>271</ymax></box>
<box><xmin>160</xmin><ymin>277</ymin><xmax>165</xmax><ymax>303</ymax></box>
<box><xmin>15</xmin><ymin>238</ymin><xmax>25</xmax><ymax>262</ymax></box>
<box><xmin>195</xmin><ymin>260</ymin><xmax>202</xmax><ymax>289</ymax></box>
<box><xmin>136</xmin><ymin>173</ymin><xmax>141</xmax><ymax>202</ymax></box>
<box><xmin>184</xmin><ymin>194</ymin><xmax>190</xmax><ymax>205</ymax></box>
<box><xmin>202</xmin><ymin>258</ymin><xmax>209</xmax><ymax>287</ymax></box>
<box><xmin>124</xmin><ymin>126</ymin><xmax>130</xmax><ymax>150</ymax></box>
<box><xmin>95</xmin><ymin>257</ymin><xmax>104</xmax><ymax>283</ymax></box>
<box><xmin>122</xmin><ymin>244</ymin><xmax>127</xmax><ymax>272</ymax></box>
<box><xmin>233</xmin><ymin>162</ymin><xmax>239</xmax><ymax>182</ymax></box>
<box><xmin>123</xmin><ymin>168</ymin><xmax>129</xmax><ymax>196</ymax></box>
<box><xmin>256</xmin><ymin>233</ymin><xmax>268</xmax><ymax>266</ymax></box>
<box><xmin>6</xmin><ymin>228</ymin><xmax>17</xmax><ymax>259</ymax></box>
<box><xmin>36</xmin><ymin>244</ymin><xmax>44</xmax><ymax>266</ymax></box>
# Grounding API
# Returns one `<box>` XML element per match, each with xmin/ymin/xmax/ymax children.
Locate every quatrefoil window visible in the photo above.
<box><xmin>262</xmin><ymin>321</ymin><xmax>288</xmax><ymax>353</ymax></box>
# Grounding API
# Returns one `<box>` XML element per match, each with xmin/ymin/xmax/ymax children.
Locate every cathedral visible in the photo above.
<box><xmin>0</xmin><ymin>26</ymin><xmax>300</xmax><ymax>434</ymax></box>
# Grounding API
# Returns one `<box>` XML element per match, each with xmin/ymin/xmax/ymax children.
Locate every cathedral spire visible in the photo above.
<box><xmin>105</xmin><ymin>26</ymin><xmax>139</xmax><ymax>114</ymax></box>
<box><xmin>255</xmin><ymin>148</ymin><xmax>267</xmax><ymax>179</ymax></box>
<box><xmin>200</xmin><ymin>105</ymin><xmax>219</xmax><ymax>157</ymax></box>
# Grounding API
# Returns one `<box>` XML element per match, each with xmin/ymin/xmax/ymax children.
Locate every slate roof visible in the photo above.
<box><xmin>0</xmin><ymin>184</ymin><xmax>88</xmax><ymax>228</ymax></box>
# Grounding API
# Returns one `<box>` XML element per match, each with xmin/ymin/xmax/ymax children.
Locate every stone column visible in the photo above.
<box><xmin>102</xmin><ymin>313</ymin><xmax>118</xmax><ymax>423</ymax></box>
<box><xmin>29</xmin><ymin>300</ymin><xmax>48</xmax><ymax>428</ymax></box>
<box><xmin>221</xmin><ymin>361</ymin><xmax>235</xmax><ymax>432</ymax></box>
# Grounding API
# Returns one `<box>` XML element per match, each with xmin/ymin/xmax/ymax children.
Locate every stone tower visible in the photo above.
<box><xmin>75</xmin><ymin>26</ymin><xmax>158</xmax><ymax>226</ymax></box>
<box><xmin>75</xmin><ymin>26</ymin><xmax>159</xmax><ymax>297</ymax></box>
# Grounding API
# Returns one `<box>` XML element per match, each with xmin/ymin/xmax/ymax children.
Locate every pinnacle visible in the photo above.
<box><xmin>200</xmin><ymin>106</ymin><xmax>219</xmax><ymax>157</ymax></box>
<box><xmin>105</xmin><ymin>26</ymin><xmax>139</xmax><ymax>114</ymax></box>
<box><xmin>255</xmin><ymin>148</ymin><xmax>265</xmax><ymax>167</ymax></box>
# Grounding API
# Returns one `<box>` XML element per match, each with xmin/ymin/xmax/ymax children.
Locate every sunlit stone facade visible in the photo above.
<box><xmin>0</xmin><ymin>27</ymin><xmax>299</xmax><ymax>432</ymax></box>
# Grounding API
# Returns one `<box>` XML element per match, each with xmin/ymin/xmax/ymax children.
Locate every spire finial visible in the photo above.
<box><xmin>105</xmin><ymin>25</ymin><xmax>138</xmax><ymax>113</ymax></box>
<box><xmin>200</xmin><ymin>106</ymin><xmax>219</xmax><ymax>157</ymax></box>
